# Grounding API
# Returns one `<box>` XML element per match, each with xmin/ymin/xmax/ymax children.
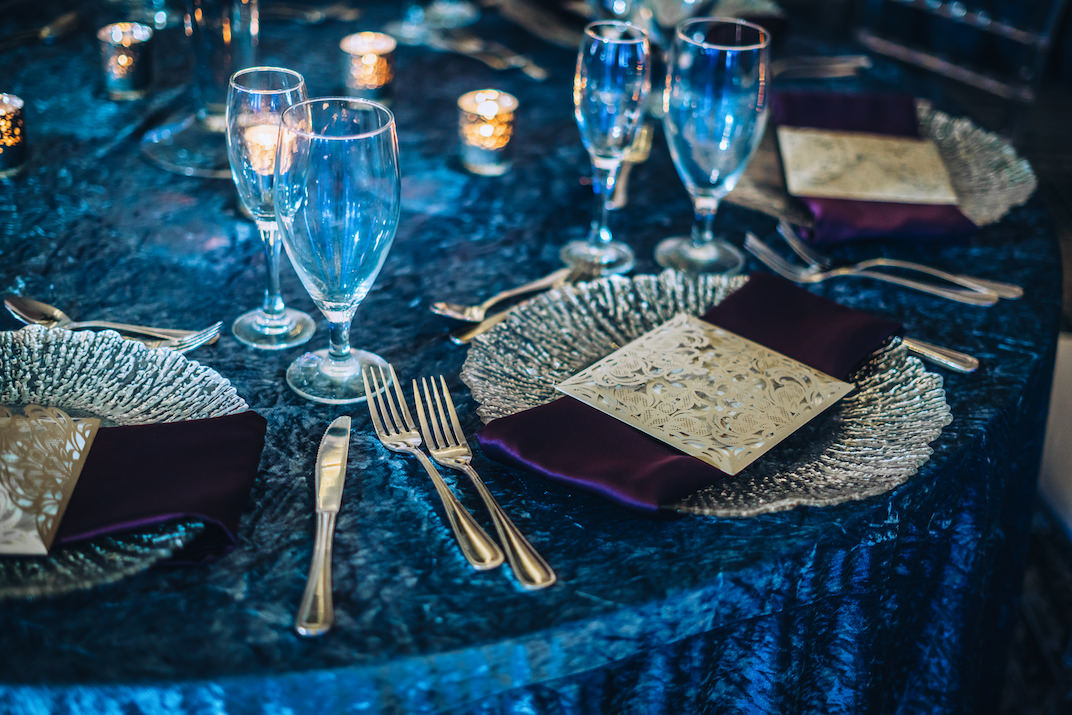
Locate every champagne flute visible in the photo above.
<box><xmin>274</xmin><ymin>98</ymin><xmax>401</xmax><ymax>404</ymax></box>
<box><xmin>655</xmin><ymin>18</ymin><xmax>770</xmax><ymax>275</ymax></box>
<box><xmin>226</xmin><ymin>67</ymin><xmax>316</xmax><ymax>350</ymax></box>
<box><xmin>562</xmin><ymin>21</ymin><xmax>651</xmax><ymax>277</ymax></box>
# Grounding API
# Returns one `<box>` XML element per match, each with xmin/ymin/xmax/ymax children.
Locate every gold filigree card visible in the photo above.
<box><xmin>556</xmin><ymin>315</ymin><xmax>853</xmax><ymax>476</ymax></box>
<box><xmin>777</xmin><ymin>126</ymin><xmax>959</xmax><ymax>205</ymax></box>
<box><xmin>0</xmin><ymin>405</ymin><xmax>99</xmax><ymax>555</ymax></box>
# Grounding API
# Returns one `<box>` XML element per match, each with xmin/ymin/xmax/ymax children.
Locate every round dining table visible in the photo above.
<box><xmin>0</xmin><ymin>2</ymin><xmax>1063</xmax><ymax>713</ymax></box>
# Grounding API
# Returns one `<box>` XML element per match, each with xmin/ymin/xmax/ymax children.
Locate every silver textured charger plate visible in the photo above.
<box><xmin>729</xmin><ymin>99</ymin><xmax>1037</xmax><ymax>229</ymax></box>
<box><xmin>460</xmin><ymin>272</ymin><xmax>953</xmax><ymax>517</ymax></box>
<box><xmin>0</xmin><ymin>326</ymin><xmax>247</xmax><ymax>599</ymax></box>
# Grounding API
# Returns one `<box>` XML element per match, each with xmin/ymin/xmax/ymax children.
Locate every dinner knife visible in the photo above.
<box><xmin>295</xmin><ymin>416</ymin><xmax>351</xmax><ymax>637</ymax></box>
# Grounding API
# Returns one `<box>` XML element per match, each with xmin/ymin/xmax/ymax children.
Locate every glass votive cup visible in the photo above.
<box><xmin>340</xmin><ymin>32</ymin><xmax>397</xmax><ymax>102</ymax></box>
<box><xmin>458</xmin><ymin>89</ymin><xmax>518</xmax><ymax>176</ymax></box>
<box><xmin>98</xmin><ymin>22</ymin><xmax>154</xmax><ymax>100</ymax></box>
<box><xmin>0</xmin><ymin>94</ymin><xmax>26</xmax><ymax>179</ymax></box>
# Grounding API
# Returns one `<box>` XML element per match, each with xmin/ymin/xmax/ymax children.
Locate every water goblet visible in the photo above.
<box><xmin>274</xmin><ymin>98</ymin><xmax>401</xmax><ymax>404</ymax></box>
<box><xmin>226</xmin><ymin>67</ymin><xmax>317</xmax><ymax>350</ymax></box>
<box><xmin>655</xmin><ymin>18</ymin><xmax>770</xmax><ymax>275</ymax></box>
<box><xmin>561</xmin><ymin>21</ymin><xmax>651</xmax><ymax>277</ymax></box>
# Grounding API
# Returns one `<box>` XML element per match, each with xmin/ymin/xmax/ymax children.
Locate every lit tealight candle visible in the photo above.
<box><xmin>243</xmin><ymin>123</ymin><xmax>279</xmax><ymax>176</ymax></box>
<box><xmin>0</xmin><ymin>94</ymin><xmax>26</xmax><ymax>179</ymax></box>
<box><xmin>457</xmin><ymin>89</ymin><xmax>518</xmax><ymax>176</ymax></box>
<box><xmin>340</xmin><ymin>32</ymin><xmax>397</xmax><ymax>101</ymax></box>
<box><xmin>97</xmin><ymin>22</ymin><xmax>154</xmax><ymax>100</ymax></box>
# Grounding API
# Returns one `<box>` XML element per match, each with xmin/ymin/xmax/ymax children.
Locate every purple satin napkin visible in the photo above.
<box><xmin>772</xmin><ymin>91</ymin><xmax>976</xmax><ymax>244</ymax></box>
<box><xmin>55</xmin><ymin>411</ymin><xmax>267</xmax><ymax>561</ymax></box>
<box><xmin>477</xmin><ymin>274</ymin><xmax>901</xmax><ymax>511</ymax></box>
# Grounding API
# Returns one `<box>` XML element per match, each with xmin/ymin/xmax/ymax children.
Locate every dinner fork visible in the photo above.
<box><xmin>744</xmin><ymin>232</ymin><xmax>999</xmax><ymax>306</ymax></box>
<box><xmin>142</xmin><ymin>322</ymin><xmax>222</xmax><ymax>353</ymax></box>
<box><xmin>431</xmin><ymin>267</ymin><xmax>573</xmax><ymax>322</ymax></box>
<box><xmin>363</xmin><ymin>364</ymin><xmax>504</xmax><ymax>571</ymax></box>
<box><xmin>776</xmin><ymin>220</ymin><xmax>1023</xmax><ymax>299</ymax></box>
<box><xmin>414</xmin><ymin>376</ymin><xmax>556</xmax><ymax>590</ymax></box>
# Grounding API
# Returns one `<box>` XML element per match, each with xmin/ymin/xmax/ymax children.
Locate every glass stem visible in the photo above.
<box><xmin>691</xmin><ymin>200</ymin><xmax>720</xmax><ymax>248</ymax></box>
<box><xmin>590</xmin><ymin>163</ymin><xmax>618</xmax><ymax>247</ymax></box>
<box><xmin>327</xmin><ymin>319</ymin><xmax>352</xmax><ymax>364</ymax></box>
<box><xmin>258</xmin><ymin>222</ymin><xmax>286</xmax><ymax>321</ymax></box>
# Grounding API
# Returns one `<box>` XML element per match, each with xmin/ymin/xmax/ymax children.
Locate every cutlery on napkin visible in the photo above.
<box><xmin>477</xmin><ymin>274</ymin><xmax>902</xmax><ymax>510</ymax></box>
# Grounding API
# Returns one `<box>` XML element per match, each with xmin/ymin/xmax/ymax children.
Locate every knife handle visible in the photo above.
<box><xmin>295</xmin><ymin>511</ymin><xmax>336</xmax><ymax>637</ymax></box>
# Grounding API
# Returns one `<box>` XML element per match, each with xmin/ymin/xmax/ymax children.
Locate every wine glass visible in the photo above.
<box><xmin>274</xmin><ymin>98</ymin><xmax>401</xmax><ymax>404</ymax></box>
<box><xmin>225</xmin><ymin>67</ymin><xmax>317</xmax><ymax>350</ymax></box>
<box><xmin>655</xmin><ymin>18</ymin><xmax>770</xmax><ymax>275</ymax></box>
<box><xmin>562</xmin><ymin>21</ymin><xmax>651</xmax><ymax>277</ymax></box>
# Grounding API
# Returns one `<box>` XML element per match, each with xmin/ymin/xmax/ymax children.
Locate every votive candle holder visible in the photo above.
<box><xmin>98</xmin><ymin>22</ymin><xmax>154</xmax><ymax>100</ymax></box>
<box><xmin>458</xmin><ymin>89</ymin><xmax>518</xmax><ymax>176</ymax></box>
<box><xmin>340</xmin><ymin>32</ymin><xmax>397</xmax><ymax>101</ymax></box>
<box><xmin>0</xmin><ymin>94</ymin><xmax>26</xmax><ymax>178</ymax></box>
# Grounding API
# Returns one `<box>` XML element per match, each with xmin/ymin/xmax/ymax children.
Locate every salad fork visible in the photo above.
<box><xmin>363</xmin><ymin>364</ymin><xmax>504</xmax><ymax>571</ymax></box>
<box><xmin>413</xmin><ymin>376</ymin><xmax>556</xmax><ymax>590</ymax></box>
<box><xmin>744</xmin><ymin>232</ymin><xmax>998</xmax><ymax>306</ymax></box>
<box><xmin>776</xmin><ymin>221</ymin><xmax>1023</xmax><ymax>299</ymax></box>
<box><xmin>142</xmin><ymin>322</ymin><xmax>222</xmax><ymax>353</ymax></box>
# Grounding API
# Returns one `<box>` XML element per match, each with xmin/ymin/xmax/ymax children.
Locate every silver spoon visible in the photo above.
<box><xmin>4</xmin><ymin>295</ymin><xmax>219</xmax><ymax>344</ymax></box>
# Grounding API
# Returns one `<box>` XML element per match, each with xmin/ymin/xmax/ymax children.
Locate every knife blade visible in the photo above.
<box><xmin>295</xmin><ymin>416</ymin><xmax>351</xmax><ymax>637</ymax></box>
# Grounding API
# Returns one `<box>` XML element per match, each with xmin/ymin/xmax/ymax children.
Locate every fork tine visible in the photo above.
<box><xmin>362</xmin><ymin>369</ymin><xmax>390</xmax><ymax>439</ymax></box>
<box><xmin>387</xmin><ymin>364</ymin><xmax>418</xmax><ymax>432</ymax></box>
<box><xmin>429</xmin><ymin>377</ymin><xmax>455</xmax><ymax>448</ymax></box>
<box><xmin>411</xmin><ymin>378</ymin><xmax>438</xmax><ymax>449</ymax></box>
<box><xmin>439</xmin><ymin>376</ymin><xmax>469</xmax><ymax>448</ymax></box>
<box><xmin>744</xmin><ymin>233</ymin><xmax>806</xmax><ymax>281</ymax></box>
<box><xmin>376</xmin><ymin>364</ymin><xmax>405</xmax><ymax>433</ymax></box>
<box><xmin>423</xmin><ymin>377</ymin><xmax>450</xmax><ymax>450</ymax></box>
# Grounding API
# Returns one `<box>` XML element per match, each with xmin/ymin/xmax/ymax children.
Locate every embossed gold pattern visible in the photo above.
<box><xmin>556</xmin><ymin>314</ymin><xmax>853</xmax><ymax>476</ymax></box>
<box><xmin>0</xmin><ymin>405</ymin><xmax>99</xmax><ymax>555</ymax></box>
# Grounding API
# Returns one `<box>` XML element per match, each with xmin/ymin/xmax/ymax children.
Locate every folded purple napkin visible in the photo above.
<box><xmin>54</xmin><ymin>411</ymin><xmax>267</xmax><ymax>560</ymax></box>
<box><xmin>772</xmin><ymin>91</ymin><xmax>976</xmax><ymax>244</ymax></box>
<box><xmin>477</xmin><ymin>274</ymin><xmax>901</xmax><ymax>510</ymax></box>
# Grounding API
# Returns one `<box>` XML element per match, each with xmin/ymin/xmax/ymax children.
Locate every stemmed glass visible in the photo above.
<box><xmin>655</xmin><ymin>18</ymin><xmax>770</xmax><ymax>275</ymax></box>
<box><xmin>226</xmin><ymin>67</ymin><xmax>316</xmax><ymax>350</ymax></box>
<box><xmin>274</xmin><ymin>98</ymin><xmax>401</xmax><ymax>404</ymax></box>
<box><xmin>562</xmin><ymin>21</ymin><xmax>651</xmax><ymax>277</ymax></box>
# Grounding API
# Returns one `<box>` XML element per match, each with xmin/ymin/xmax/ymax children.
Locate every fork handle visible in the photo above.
<box><xmin>477</xmin><ymin>268</ymin><xmax>573</xmax><ymax>313</ymax></box>
<box><xmin>853</xmin><ymin>270</ymin><xmax>998</xmax><ymax>306</ymax></box>
<box><xmin>295</xmin><ymin>511</ymin><xmax>336</xmax><ymax>637</ymax></box>
<box><xmin>410</xmin><ymin>449</ymin><xmax>504</xmax><ymax>570</ymax></box>
<box><xmin>856</xmin><ymin>259</ymin><xmax>1023</xmax><ymax>299</ymax></box>
<box><xmin>462</xmin><ymin>464</ymin><xmax>556</xmax><ymax>590</ymax></box>
<box><xmin>66</xmin><ymin>320</ymin><xmax>201</xmax><ymax>341</ymax></box>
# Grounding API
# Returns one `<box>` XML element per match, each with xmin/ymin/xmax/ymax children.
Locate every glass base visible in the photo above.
<box><xmin>141</xmin><ymin>112</ymin><xmax>231</xmax><ymax>179</ymax></box>
<box><xmin>560</xmin><ymin>240</ymin><xmax>634</xmax><ymax>276</ymax></box>
<box><xmin>286</xmin><ymin>348</ymin><xmax>389</xmax><ymax>405</ymax></box>
<box><xmin>654</xmin><ymin>236</ymin><xmax>745</xmax><ymax>276</ymax></box>
<box><xmin>232</xmin><ymin>308</ymin><xmax>316</xmax><ymax>350</ymax></box>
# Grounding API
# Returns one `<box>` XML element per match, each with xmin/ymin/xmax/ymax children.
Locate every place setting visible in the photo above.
<box><xmin>0</xmin><ymin>0</ymin><xmax>1061</xmax><ymax>709</ymax></box>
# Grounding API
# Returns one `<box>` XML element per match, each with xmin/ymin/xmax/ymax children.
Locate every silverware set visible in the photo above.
<box><xmin>4</xmin><ymin>295</ymin><xmax>222</xmax><ymax>354</ymax></box>
<box><xmin>364</xmin><ymin>364</ymin><xmax>555</xmax><ymax>589</ymax></box>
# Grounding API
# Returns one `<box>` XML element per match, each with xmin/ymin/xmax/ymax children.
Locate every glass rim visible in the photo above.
<box><xmin>280</xmin><ymin>97</ymin><xmax>396</xmax><ymax>141</ymax></box>
<box><xmin>583</xmin><ymin>20</ymin><xmax>648</xmax><ymax>44</ymax></box>
<box><xmin>675</xmin><ymin>17</ymin><xmax>771</xmax><ymax>51</ymax></box>
<box><xmin>229</xmin><ymin>66</ymin><xmax>307</xmax><ymax>95</ymax></box>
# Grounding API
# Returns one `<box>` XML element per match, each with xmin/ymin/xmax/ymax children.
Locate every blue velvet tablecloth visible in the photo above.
<box><xmin>0</xmin><ymin>2</ymin><xmax>1062</xmax><ymax>713</ymax></box>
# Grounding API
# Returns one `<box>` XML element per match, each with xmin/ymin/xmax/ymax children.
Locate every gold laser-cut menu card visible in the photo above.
<box><xmin>0</xmin><ymin>405</ymin><xmax>99</xmax><ymax>555</ymax></box>
<box><xmin>556</xmin><ymin>314</ymin><xmax>854</xmax><ymax>476</ymax></box>
<box><xmin>777</xmin><ymin>126</ymin><xmax>959</xmax><ymax>205</ymax></box>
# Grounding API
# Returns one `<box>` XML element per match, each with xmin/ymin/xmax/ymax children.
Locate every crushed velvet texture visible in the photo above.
<box><xmin>0</xmin><ymin>2</ymin><xmax>1061</xmax><ymax>713</ymax></box>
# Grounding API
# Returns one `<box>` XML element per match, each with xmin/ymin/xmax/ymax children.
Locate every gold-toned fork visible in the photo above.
<box><xmin>363</xmin><ymin>364</ymin><xmax>504</xmax><ymax>571</ymax></box>
<box><xmin>414</xmin><ymin>376</ymin><xmax>556</xmax><ymax>590</ymax></box>
<box><xmin>142</xmin><ymin>322</ymin><xmax>222</xmax><ymax>353</ymax></box>
<box><xmin>431</xmin><ymin>268</ymin><xmax>573</xmax><ymax>322</ymax></box>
